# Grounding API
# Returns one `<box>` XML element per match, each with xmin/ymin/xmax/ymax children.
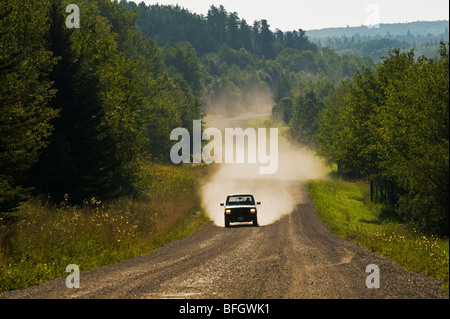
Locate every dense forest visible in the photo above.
<box><xmin>132</xmin><ymin>2</ymin><xmax>316</xmax><ymax>57</ymax></box>
<box><xmin>316</xmin><ymin>46</ymin><xmax>449</xmax><ymax>235</ymax></box>
<box><xmin>1</xmin><ymin>0</ymin><xmax>202</xmax><ymax>210</ymax></box>
<box><xmin>1</xmin><ymin>0</ymin><xmax>448</xmax><ymax>236</ymax></box>
<box><xmin>122</xmin><ymin>1</ymin><xmax>373</xmax><ymax>115</ymax></box>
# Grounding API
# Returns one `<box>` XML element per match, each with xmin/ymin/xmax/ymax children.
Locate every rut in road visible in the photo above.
<box><xmin>2</xmin><ymin>182</ymin><xmax>447</xmax><ymax>299</ymax></box>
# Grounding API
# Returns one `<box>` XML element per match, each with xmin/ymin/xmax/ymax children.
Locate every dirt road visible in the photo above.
<box><xmin>2</xmin><ymin>114</ymin><xmax>447</xmax><ymax>300</ymax></box>
<box><xmin>1</xmin><ymin>182</ymin><xmax>446</xmax><ymax>299</ymax></box>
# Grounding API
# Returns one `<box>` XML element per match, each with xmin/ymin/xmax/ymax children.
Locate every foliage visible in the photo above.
<box><xmin>308</xmin><ymin>20</ymin><xmax>449</xmax><ymax>62</ymax></box>
<box><xmin>124</xmin><ymin>0</ymin><xmax>374</xmax><ymax>126</ymax></box>
<box><xmin>0</xmin><ymin>0</ymin><xmax>58</xmax><ymax>213</ymax></box>
<box><xmin>131</xmin><ymin>2</ymin><xmax>317</xmax><ymax>58</ymax></box>
<box><xmin>28</xmin><ymin>0</ymin><xmax>124</xmax><ymax>203</ymax></box>
<box><xmin>0</xmin><ymin>0</ymin><xmax>205</xmax><ymax>213</ymax></box>
<box><xmin>315</xmin><ymin>44</ymin><xmax>449</xmax><ymax>236</ymax></box>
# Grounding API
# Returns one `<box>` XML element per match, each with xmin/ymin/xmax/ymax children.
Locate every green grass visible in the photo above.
<box><xmin>246</xmin><ymin>114</ymin><xmax>449</xmax><ymax>295</ymax></box>
<box><xmin>0</xmin><ymin>163</ymin><xmax>211</xmax><ymax>292</ymax></box>
<box><xmin>308</xmin><ymin>177</ymin><xmax>449</xmax><ymax>295</ymax></box>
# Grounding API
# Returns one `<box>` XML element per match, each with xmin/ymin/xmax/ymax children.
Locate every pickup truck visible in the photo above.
<box><xmin>220</xmin><ymin>194</ymin><xmax>261</xmax><ymax>227</ymax></box>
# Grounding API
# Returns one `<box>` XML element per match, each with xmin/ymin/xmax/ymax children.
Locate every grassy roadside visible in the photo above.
<box><xmin>246</xmin><ymin>114</ymin><xmax>449</xmax><ymax>294</ymax></box>
<box><xmin>308</xmin><ymin>176</ymin><xmax>449</xmax><ymax>295</ymax></box>
<box><xmin>0</xmin><ymin>163</ymin><xmax>211</xmax><ymax>292</ymax></box>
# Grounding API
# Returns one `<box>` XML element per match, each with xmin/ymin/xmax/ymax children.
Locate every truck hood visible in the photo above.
<box><xmin>224</xmin><ymin>205</ymin><xmax>256</xmax><ymax>209</ymax></box>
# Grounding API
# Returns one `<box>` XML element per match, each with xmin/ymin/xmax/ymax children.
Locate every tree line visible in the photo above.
<box><xmin>1</xmin><ymin>0</ymin><xmax>202</xmax><ymax>214</ymax></box>
<box><xmin>123</xmin><ymin>2</ymin><xmax>374</xmax><ymax>117</ymax></box>
<box><xmin>1</xmin><ymin>0</ymin><xmax>370</xmax><ymax>216</ymax></box>
<box><xmin>129</xmin><ymin>2</ymin><xmax>316</xmax><ymax>58</ymax></box>
<box><xmin>308</xmin><ymin>21</ymin><xmax>449</xmax><ymax>62</ymax></box>
<box><xmin>315</xmin><ymin>34</ymin><xmax>449</xmax><ymax>62</ymax></box>
<box><xmin>273</xmin><ymin>42</ymin><xmax>448</xmax><ymax>236</ymax></box>
<box><xmin>314</xmin><ymin>44</ymin><xmax>448</xmax><ymax>236</ymax></box>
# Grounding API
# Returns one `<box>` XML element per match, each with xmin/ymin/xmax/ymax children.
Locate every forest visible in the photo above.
<box><xmin>1</xmin><ymin>0</ymin><xmax>202</xmax><ymax>210</ymax></box>
<box><xmin>307</xmin><ymin>20</ymin><xmax>449</xmax><ymax>62</ymax></box>
<box><xmin>315</xmin><ymin>46</ymin><xmax>449</xmax><ymax>236</ymax></box>
<box><xmin>1</xmin><ymin>0</ymin><xmax>448</xmax><ymax>236</ymax></box>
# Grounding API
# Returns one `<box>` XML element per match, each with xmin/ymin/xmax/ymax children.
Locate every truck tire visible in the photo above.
<box><xmin>225</xmin><ymin>216</ymin><xmax>230</xmax><ymax>228</ymax></box>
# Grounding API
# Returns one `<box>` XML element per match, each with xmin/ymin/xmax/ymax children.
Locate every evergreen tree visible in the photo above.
<box><xmin>0</xmin><ymin>0</ymin><xmax>57</xmax><ymax>213</ymax></box>
<box><xmin>163</xmin><ymin>43</ymin><xmax>203</xmax><ymax>96</ymax></box>
<box><xmin>29</xmin><ymin>0</ymin><xmax>121</xmax><ymax>203</ymax></box>
<box><xmin>259</xmin><ymin>20</ymin><xmax>276</xmax><ymax>59</ymax></box>
<box><xmin>226</xmin><ymin>12</ymin><xmax>241</xmax><ymax>50</ymax></box>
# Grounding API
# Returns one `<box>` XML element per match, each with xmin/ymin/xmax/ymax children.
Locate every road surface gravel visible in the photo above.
<box><xmin>2</xmin><ymin>182</ymin><xmax>447</xmax><ymax>299</ymax></box>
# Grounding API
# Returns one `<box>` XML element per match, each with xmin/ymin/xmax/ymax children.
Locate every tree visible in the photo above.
<box><xmin>272</xmin><ymin>97</ymin><xmax>293</xmax><ymax>124</ymax></box>
<box><xmin>227</xmin><ymin>12</ymin><xmax>241</xmax><ymax>50</ymax></box>
<box><xmin>316</xmin><ymin>44</ymin><xmax>449</xmax><ymax>235</ymax></box>
<box><xmin>28</xmin><ymin>0</ymin><xmax>123</xmax><ymax>203</ymax></box>
<box><xmin>163</xmin><ymin>43</ymin><xmax>203</xmax><ymax>96</ymax></box>
<box><xmin>315</xmin><ymin>81</ymin><xmax>351</xmax><ymax>175</ymax></box>
<box><xmin>253</xmin><ymin>19</ymin><xmax>276</xmax><ymax>59</ymax></box>
<box><xmin>239</xmin><ymin>19</ymin><xmax>253</xmax><ymax>52</ymax></box>
<box><xmin>207</xmin><ymin>5</ymin><xmax>227</xmax><ymax>51</ymax></box>
<box><xmin>290</xmin><ymin>90</ymin><xmax>325</xmax><ymax>146</ymax></box>
<box><xmin>0</xmin><ymin>0</ymin><xmax>57</xmax><ymax>213</ymax></box>
<box><xmin>274</xmin><ymin>73</ymin><xmax>292</xmax><ymax>103</ymax></box>
<box><xmin>376</xmin><ymin>44</ymin><xmax>449</xmax><ymax>234</ymax></box>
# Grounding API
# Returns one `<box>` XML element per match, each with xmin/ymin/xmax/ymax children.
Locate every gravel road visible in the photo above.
<box><xmin>2</xmin><ymin>182</ymin><xmax>447</xmax><ymax>299</ymax></box>
<box><xmin>2</xmin><ymin>113</ymin><xmax>447</xmax><ymax>300</ymax></box>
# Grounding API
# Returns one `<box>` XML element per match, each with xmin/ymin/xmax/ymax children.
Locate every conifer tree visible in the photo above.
<box><xmin>29</xmin><ymin>0</ymin><xmax>121</xmax><ymax>203</ymax></box>
<box><xmin>0</xmin><ymin>0</ymin><xmax>57</xmax><ymax>213</ymax></box>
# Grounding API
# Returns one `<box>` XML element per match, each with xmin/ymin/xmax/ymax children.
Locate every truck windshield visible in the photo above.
<box><xmin>226</xmin><ymin>195</ymin><xmax>255</xmax><ymax>206</ymax></box>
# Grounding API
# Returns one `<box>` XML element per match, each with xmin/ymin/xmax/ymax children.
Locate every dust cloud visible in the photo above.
<box><xmin>200</xmin><ymin>91</ymin><xmax>328</xmax><ymax>227</ymax></box>
<box><xmin>202</xmin><ymin>85</ymin><xmax>274</xmax><ymax>118</ymax></box>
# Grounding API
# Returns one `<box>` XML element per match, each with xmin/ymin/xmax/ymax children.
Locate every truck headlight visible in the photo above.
<box><xmin>250</xmin><ymin>208</ymin><xmax>256</xmax><ymax>213</ymax></box>
<box><xmin>225</xmin><ymin>209</ymin><xmax>231</xmax><ymax>214</ymax></box>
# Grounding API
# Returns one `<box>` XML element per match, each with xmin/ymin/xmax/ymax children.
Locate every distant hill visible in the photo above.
<box><xmin>306</xmin><ymin>20</ymin><xmax>449</xmax><ymax>39</ymax></box>
<box><xmin>305</xmin><ymin>20</ymin><xmax>449</xmax><ymax>61</ymax></box>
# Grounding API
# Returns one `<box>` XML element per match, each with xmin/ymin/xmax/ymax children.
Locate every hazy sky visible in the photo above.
<box><xmin>138</xmin><ymin>0</ymin><xmax>449</xmax><ymax>30</ymax></box>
